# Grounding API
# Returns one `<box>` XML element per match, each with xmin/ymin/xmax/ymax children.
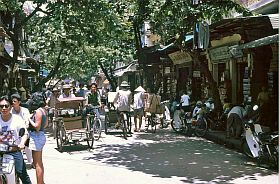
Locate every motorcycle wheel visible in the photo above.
<box><xmin>241</xmin><ymin>138</ymin><xmax>254</xmax><ymax>158</ymax></box>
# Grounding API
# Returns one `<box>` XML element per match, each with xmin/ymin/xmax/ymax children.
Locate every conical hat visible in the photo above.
<box><xmin>134</xmin><ymin>86</ymin><xmax>146</xmax><ymax>92</ymax></box>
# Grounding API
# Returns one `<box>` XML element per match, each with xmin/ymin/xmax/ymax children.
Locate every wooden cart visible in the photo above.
<box><xmin>53</xmin><ymin>97</ymin><xmax>94</xmax><ymax>151</ymax></box>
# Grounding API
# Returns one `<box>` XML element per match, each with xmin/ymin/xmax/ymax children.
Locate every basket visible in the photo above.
<box><xmin>0</xmin><ymin>156</ymin><xmax>15</xmax><ymax>175</ymax></box>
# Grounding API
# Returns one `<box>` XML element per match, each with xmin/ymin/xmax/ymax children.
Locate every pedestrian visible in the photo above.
<box><xmin>28</xmin><ymin>92</ymin><xmax>48</xmax><ymax>184</ymax></box>
<box><xmin>133</xmin><ymin>86</ymin><xmax>146</xmax><ymax>132</ymax></box>
<box><xmin>46</xmin><ymin>87</ymin><xmax>60</xmax><ymax>137</ymax></box>
<box><xmin>10</xmin><ymin>93</ymin><xmax>34</xmax><ymax>168</ymax></box>
<box><xmin>113</xmin><ymin>81</ymin><xmax>132</xmax><ymax>129</ymax></box>
<box><xmin>180</xmin><ymin>90</ymin><xmax>190</xmax><ymax>112</ymax></box>
<box><xmin>226</xmin><ymin>104</ymin><xmax>247</xmax><ymax>139</ymax></box>
<box><xmin>0</xmin><ymin>95</ymin><xmax>32</xmax><ymax>184</ymax></box>
<box><xmin>76</xmin><ymin>82</ymin><xmax>86</xmax><ymax>97</ymax></box>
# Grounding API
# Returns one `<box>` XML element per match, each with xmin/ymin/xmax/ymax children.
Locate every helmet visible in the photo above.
<box><xmin>196</xmin><ymin>101</ymin><xmax>203</xmax><ymax>108</ymax></box>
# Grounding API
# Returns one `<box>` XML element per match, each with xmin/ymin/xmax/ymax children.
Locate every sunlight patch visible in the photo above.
<box><xmin>188</xmin><ymin>162</ymin><xmax>197</xmax><ymax>165</ymax></box>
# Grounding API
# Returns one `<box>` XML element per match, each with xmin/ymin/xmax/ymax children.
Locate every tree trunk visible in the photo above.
<box><xmin>98</xmin><ymin>61</ymin><xmax>117</xmax><ymax>91</ymax></box>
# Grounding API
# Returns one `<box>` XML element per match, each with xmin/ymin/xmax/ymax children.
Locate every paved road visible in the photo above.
<box><xmin>26</xmin><ymin>124</ymin><xmax>278</xmax><ymax>184</ymax></box>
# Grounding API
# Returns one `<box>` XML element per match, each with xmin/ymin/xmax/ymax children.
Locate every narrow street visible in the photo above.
<box><xmin>26</xmin><ymin>120</ymin><xmax>278</xmax><ymax>184</ymax></box>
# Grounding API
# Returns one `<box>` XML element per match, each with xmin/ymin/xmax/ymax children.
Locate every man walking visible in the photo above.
<box><xmin>133</xmin><ymin>86</ymin><xmax>146</xmax><ymax>132</ymax></box>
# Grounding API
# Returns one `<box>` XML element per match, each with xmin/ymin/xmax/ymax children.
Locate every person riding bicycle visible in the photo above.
<box><xmin>0</xmin><ymin>95</ymin><xmax>32</xmax><ymax>184</ymax></box>
<box><xmin>113</xmin><ymin>81</ymin><xmax>132</xmax><ymax>129</ymax></box>
<box><xmin>83</xmin><ymin>83</ymin><xmax>101</xmax><ymax>124</ymax></box>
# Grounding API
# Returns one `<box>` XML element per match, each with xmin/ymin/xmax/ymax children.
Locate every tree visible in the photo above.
<box><xmin>27</xmin><ymin>0</ymin><xmax>135</xmax><ymax>90</ymax></box>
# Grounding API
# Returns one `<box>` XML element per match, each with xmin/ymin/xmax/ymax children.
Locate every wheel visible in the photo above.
<box><xmin>104</xmin><ymin>114</ymin><xmax>109</xmax><ymax>134</ymax></box>
<box><xmin>86</xmin><ymin>116</ymin><xmax>94</xmax><ymax>149</ymax></box>
<box><xmin>56</xmin><ymin>121</ymin><xmax>66</xmax><ymax>151</ymax></box>
<box><xmin>150</xmin><ymin>114</ymin><xmax>157</xmax><ymax>133</ymax></box>
<box><xmin>121</xmin><ymin>115</ymin><xmax>127</xmax><ymax>140</ymax></box>
<box><xmin>171</xmin><ymin>110</ymin><xmax>183</xmax><ymax>133</ymax></box>
<box><xmin>127</xmin><ymin>115</ymin><xmax>132</xmax><ymax>133</ymax></box>
<box><xmin>52</xmin><ymin>119</ymin><xmax>57</xmax><ymax>138</ymax></box>
<box><xmin>93</xmin><ymin>118</ymin><xmax>102</xmax><ymax>141</ymax></box>
<box><xmin>194</xmin><ymin>117</ymin><xmax>208</xmax><ymax>137</ymax></box>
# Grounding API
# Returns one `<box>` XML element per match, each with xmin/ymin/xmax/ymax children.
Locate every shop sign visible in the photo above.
<box><xmin>193</xmin><ymin>70</ymin><xmax>200</xmax><ymax>78</ymax></box>
<box><xmin>168</xmin><ymin>51</ymin><xmax>192</xmax><ymax>65</ymax></box>
<box><xmin>209</xmin><ymin>46</ymin><xmax>232</xmax><ymax>61</ymax></box>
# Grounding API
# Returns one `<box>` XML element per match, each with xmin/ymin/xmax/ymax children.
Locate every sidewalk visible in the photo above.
<box><xmin>204</xmin><ymin>130</ymin><xmax>242</xmax><ymax>152</ymax></box>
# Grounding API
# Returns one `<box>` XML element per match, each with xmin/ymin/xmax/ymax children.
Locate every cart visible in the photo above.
<box><xmin>53</xmin><ymin>97</ymin><xmax>94</xmax><ymax>151</ymax></box>
<box><xmin>104</xmin><ymin>92</ymin><xmax>132</xmax><ymax>138</ymax></box>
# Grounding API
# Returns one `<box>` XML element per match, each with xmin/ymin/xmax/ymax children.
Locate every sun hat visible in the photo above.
<box><xmin>52</xmin><ymin>87</ymin><xmax>59</xmax><ymax>91</ymax></box>
<box><xmin>63</xmin><ymin>84</ymin><xmax>72</xmax><ymax>89</ymax></box>
<box><xmin>120</xmin><ymin>81</ymin><xmax>130</xmax><ymax>87</ymax></box>
<box><xmin>134</xmin><ymin>86</ymin><xmax>146</xmax><ymax>92</ymax></box>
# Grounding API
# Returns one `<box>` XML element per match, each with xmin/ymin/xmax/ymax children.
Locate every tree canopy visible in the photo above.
<box><xmin>1</xmin><ymin>0</ymin><xmax>250</xmax><ymax>88</ymax></box>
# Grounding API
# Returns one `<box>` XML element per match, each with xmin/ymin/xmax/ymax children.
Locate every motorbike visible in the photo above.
<box><xmin>171</xmin><ymin>102</ymin><xmax>208</xmax><ymax>137</ymax></box>
<box><xmin>0</xmin><ymin>128</ymin><xmax>25</xmax><ymax>184</ymax></box>
<box><xmin>241</xmin><ymin>105</ymin><xmax>279</xmax><ymax>169</ymax></box>
<box><xmin>158</xmin><ymin>100</ymin><xmax>171</xmax><ymax>129</ymax></box>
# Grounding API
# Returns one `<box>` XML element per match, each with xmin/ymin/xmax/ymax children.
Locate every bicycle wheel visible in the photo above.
<box><xmin>150</xmin><ymin>114</ymin><xmax>157</xmax><ymax>133</ymax></box>
<box><xmin>104</xmin><ymin>114</ymin><xmax>109</xmax><ymax>134</ymax></box>
<box><xmin>56</xmin><ymin>121</ymin><xmax>66</xmax><ymax>151</ymax></box>
<box><xmin>194</xmin><ymin>117</ymin><xmax>208</xmax><ymax>137</ymax></box>
<box><xmin>86</xmin><ymin>116</ymin><xmax>94</xmax><ymax>149</ymax></box>
<box><xmin>127</xmin><ymin>115</ymin><xmax>132</xmax><ymax>133</ymax></box>
<box><xmin>93</xmin><ymin>118</ymin><xmax>102</xmax><ymax>141</ymax></box>
<box><xmin>121</xmin><ymin>115</ymin><xmax>127</xmax><ymax>140</ymax></box>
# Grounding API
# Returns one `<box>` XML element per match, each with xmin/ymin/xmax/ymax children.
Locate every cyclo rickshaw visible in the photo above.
<box><xmin>104</xmin><ymin>92</ymin><xmax>132</xmax><ymax>139</ymax></box>
<box><xmin>53</xmin><ymin>97</ymin><xmax>94</xmax><ymax>151</ymax></box>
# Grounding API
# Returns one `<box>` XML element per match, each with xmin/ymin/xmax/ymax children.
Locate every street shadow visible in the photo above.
<box><xmin>83</xmin><ymin>130</ymin><xmax>277</xmax><ymax>183</ymax></box>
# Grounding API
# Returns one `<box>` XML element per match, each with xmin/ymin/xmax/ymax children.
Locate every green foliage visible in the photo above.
<box><xmin>25</xmin><ymin>0</ymin><xmax>136</xmax><ymax>81</ymax></box>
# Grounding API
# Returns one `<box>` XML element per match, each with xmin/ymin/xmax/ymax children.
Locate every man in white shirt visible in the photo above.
<box><xmin>133</xmin><ymin>86</ymin><xmax>146</xmax><ymax>132</ymax></box>
<box><xmin>226</xmin><ymin>105</ymin><xmax>247</xmax><ymax>138</ymax></box>
<box><xmin>10</xmin><ymin>94</ymin><xmax>34</xmax><ymax>166</ymax></box>
<box><xmin>0</xmin><ymin>95</ymin><xmax>32</xmax><ymax>184</ymax></box>
<box><xmin>113</xmin><ymin>81</ymin><xmax>132</xmax><ymax>129</ymax></box>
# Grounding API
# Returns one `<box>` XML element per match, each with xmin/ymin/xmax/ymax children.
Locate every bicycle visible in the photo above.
<box><xmin>118</xmin><ymin>111</ymin><xmax>131</xmax><ymax>140</ymax></box>
<box><xmin>86</xmin><ymin>106</ymin><xmax>102</xmax><ymax>141</ymax></box>
<box><xmin>145</xmin><ymin>112</ymin><xmax>158</xmax><ymax>133</ymax></box>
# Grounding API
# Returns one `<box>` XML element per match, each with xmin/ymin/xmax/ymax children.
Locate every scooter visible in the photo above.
<box><xmin>158</xmin><ymin>100</ymin><xmax>171</xmax><ymax>128</ymax></box>
<box><xmin>241</xmin><ymin>105</ymin><xmax>279</xmax><ymax>169</ymax></box>
<box><xmin>0</xmin><ymin>128</ymin><xmax>25</xmax><ymax>184</ymax></box>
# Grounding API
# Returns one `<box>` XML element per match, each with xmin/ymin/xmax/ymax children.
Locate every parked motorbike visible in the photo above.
<box><xmin>158</xmin><ymin>100</ymin><xmax>171</xmax><ymax>128</ymax></box>
<box><xmin>0</xmin><ymin>128</ymin><xmax>25</xmax><ymax>184</ymax></box>
<box><xmin>171</xmin><ymin>102</ymin><xmax>208</xmax><ymax>137</ymax></box>
<box><xmin>241</xmin><ymin>105</ymin><xmax>279</xmax><ymax>169</ymax></box>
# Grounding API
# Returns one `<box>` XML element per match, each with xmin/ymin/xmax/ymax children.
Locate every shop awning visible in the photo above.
<box><xmin>235</xmin><ymin>34</ymin><xmax>278</xmax><ymax>50</ymax></box>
